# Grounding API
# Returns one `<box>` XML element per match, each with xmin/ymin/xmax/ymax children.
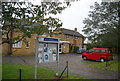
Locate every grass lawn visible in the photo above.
<box><xmin>1</xmin><ymin>54</ymin><xmax>34</xmax><ymax>56</ymax></box>
<box><xmin>11</xmin><ymin>54</ymin><xmax>35</xmax><ymax>56</ymax></box>
<box><xmin>0</xmin><ymin>54</ymin><xmax>2</xmax><ymax>56</ymax></box>
<box><xmin>88</xmin><ymin>60</ymin><xmax>119</xmax><ymax>71</ymax></box>
<box><xmin>2</xmin><ymin>63</ymin><xmax>93</xmax><ymax>80</ymax></box>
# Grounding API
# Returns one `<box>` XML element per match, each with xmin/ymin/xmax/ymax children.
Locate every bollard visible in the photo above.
<box><xmin>106</xmin><ymin>55</ymin><xmax>109</xmax><ymax>67</ymax></box>
<box><xmin>19</xmin><ymin>69</ymin><xmax>22</xmax><ymax>81</ymax></box>
<box><xmin>66</xmin><ymin>61</ymin><xmax>68</xmax><ymax>78</ymax></box>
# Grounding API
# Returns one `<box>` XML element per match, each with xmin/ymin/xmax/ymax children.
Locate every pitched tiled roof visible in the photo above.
<box><xmin>62</xmin><ymin>28</ymin><xmax>84</xmax><ymax>37</ymax></box>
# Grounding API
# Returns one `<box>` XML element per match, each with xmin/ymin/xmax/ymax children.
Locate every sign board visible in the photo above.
<box><xmin>35</xmin><ymin>37</ymin><xmax>59</xmax><ymax>63</ymax></box>
<box><xmin>34</xmin><ymin>37</ymin><xmax>59</xmax><ymax>79</ymax></box>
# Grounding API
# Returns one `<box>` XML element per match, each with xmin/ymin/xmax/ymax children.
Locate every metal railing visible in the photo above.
<box><xmin>19</xmin><ymin>61</ymin><xmax>69</xmax><ymax>81</ymax></box>
<box><xmin>56</xmin><ymin>61</ymin><xmax>69</xmax><ymax>81</ymax></box>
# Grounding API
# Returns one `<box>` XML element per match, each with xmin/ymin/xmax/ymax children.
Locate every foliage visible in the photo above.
<box><xmin>1</xmin><ymin>2</ymin><xmax>70</xmax><ymax>55</ymax></box>
<box><xmin>1</xmin><ymin>2</ymin><xmax>70</xmax><ymax>45</ymax></box>
<box><xmin>82</xmin><ymin>2</ymin><xmax>119</xmax><ymax>50</ymax></box>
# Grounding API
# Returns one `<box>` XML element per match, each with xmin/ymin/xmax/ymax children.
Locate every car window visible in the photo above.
<box><xmin>95</xmin><ymin>49</ymin><xmax>106</xmax><ymax>53</ymax></box>
<box><xmin>88</xmin><ymin>50</ymin><xmax>94</xmax><ymax>53</ymax></box>
<box><xmin>96</xmin><ymin>50</ymin><xmax>101</xmax><ymax>53</ymax></box>
<box><xmin>108</xmin><ymin>50</ymin><xmax>112</xmax><ymax>53</ymax></box>
<box><xmin>101</xmin><ymin>50</ymin><xmax>106</xmax><ymax>53</ymax></box>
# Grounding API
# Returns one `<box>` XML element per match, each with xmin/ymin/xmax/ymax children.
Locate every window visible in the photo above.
<box><xmin>108</xmin><ymin>50</ymin><xmax>112</xmax><ymax>53</ymax></box>
<box><xmin>42</xmin><ymin>33</ymin><xmax>46</xmax><ymax>37</ymax></box>
<box><xmin>101</xmin><ymin>50</ymin><xmax>106</xmax><ymax>53</ymax></box>
<box><xmin>96</xmin><ymin>49</ymin><xmax>106</xmax><ymax>53</ymax></box>
<box><xmin>26</xmin><ymin>41</ymin><xmax>30</xmax><ymax>48</ymax></box>
<box><xmin>13</xmin><ymin>41</ymin><xmax>22</xmax><ymax>48</ymax></box>
<box><xmin>88</xmin><ymin>50</ymin><xmax>94</xmax><ymax>53</ymax></box>
<box><xmin>96</xmin><ymin>50</ymin><xmax>101</xmax><ymax>53</ymax></box>
<box><xmin>66</xmin><ymin>35</ymin><xmax>69</xmax><ymax>40</ymax></box>
<box><xmin>59</xmin><ymin>44</ymin><xmax>62</xmax><ymax>53</ymax></box>
<box><xmin>74</xmin><ymin>36</ymin><xmax>78</xmax><ymax>40</ymax></box>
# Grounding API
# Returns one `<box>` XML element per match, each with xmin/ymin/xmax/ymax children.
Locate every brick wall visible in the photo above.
<box><xmin>2</xmin><ymin>33</ymin><xmax>84</xmax><ymax>55</ymax></box>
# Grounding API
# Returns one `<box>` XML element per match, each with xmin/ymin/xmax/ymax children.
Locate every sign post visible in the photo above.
<box><xmin>34</xmin><ymin>37</ymin><xmax>59</xmax><ymax>80</ymax></box>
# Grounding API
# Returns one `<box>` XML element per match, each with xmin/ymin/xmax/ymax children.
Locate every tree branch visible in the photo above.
<box><xmin>13</xmin><ymin>35</ymin><xmax>25</xmax><ymax>44</ymax></box>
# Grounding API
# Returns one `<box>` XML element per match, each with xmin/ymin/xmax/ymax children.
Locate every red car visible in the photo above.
<box><xmin>82</xmin><ymin>48</ymin><xmax>113</xmax><ymax>62</ymax></box>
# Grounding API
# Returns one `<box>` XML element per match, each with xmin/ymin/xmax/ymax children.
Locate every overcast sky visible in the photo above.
<box><xmin>53</xmin><ymin>0</ymin><xmax>101</xmax><ymax>36</ymax></box>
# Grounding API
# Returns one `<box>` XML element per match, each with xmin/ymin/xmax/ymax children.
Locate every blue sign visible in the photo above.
<box><xmin>44</xmin><ymin>38</ymin><xmax>58</xmax><ymax>42</ymax></box>
<box><xmin>37</xmin><ymin>37</ymin><xmax>59</xmax><ymax>42</ymax></box>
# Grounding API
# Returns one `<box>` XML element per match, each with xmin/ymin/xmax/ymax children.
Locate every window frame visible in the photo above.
<box><xmin>74</xmin><ymin>36</ymin><xmax>79</xmax><ymax>40</ymax></box>
<box><xmin>95</xmin><ymin>49</ymin><xmax>101</xmax><ymax>53</ymax></box>
<box><xmin>66</xmin><ymin>35</ymin><xmax>70</xmax><ymax>40</ymax></box>
<box><xmin>12</xmin><ymin>41</ymin><xmax>22</xmax><ymax>48</ymax></box>
<box><xmin>101</xmin><ymin>50</ymin><xmax>106</xmax><ymax>53</ymax></box>
<box><xmin>26</xmin><ymin>41</ymin><xmax>30</xmax><ymax>48</ymax></box>
<box><xmin>88</xmin><ymin>50</ymin><xmax>94</xmax><ymax>53</ymax></box>
<box><xmin>95</xmin><ymin>49</ymin><xmax>106</xmax><ymax>53</ymax></box>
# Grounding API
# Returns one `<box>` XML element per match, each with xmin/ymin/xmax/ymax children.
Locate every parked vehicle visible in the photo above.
<box><xmin>81</xmin><ymin>48</ymin><xmax>113</xmax><ymax>62</ymax></box>
<box><xmin>77</xmin><ymin>48</ymin><xmax>86</xmax><ymax>54</ymax></box>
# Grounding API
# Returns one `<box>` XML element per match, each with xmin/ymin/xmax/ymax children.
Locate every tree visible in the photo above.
<box><xmin>1</xmin><ymin>2</ymin><xmax>70</xmax><ymax>55</ymax></box>
<box><xmin>43</xmin><ymin>16</ymin><xmax>63</xmax><ymax>37</ymax></box>
<box><xmin>82</xmin><ymin>2</ymin><xmax>119</xmax><ymax>52</ymax></box>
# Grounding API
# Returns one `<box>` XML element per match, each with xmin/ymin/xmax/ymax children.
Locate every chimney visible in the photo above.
<box><xmin>74</xmin><ymin>28</ymin><xmax>77</xmax><ymax>32</ymax></box>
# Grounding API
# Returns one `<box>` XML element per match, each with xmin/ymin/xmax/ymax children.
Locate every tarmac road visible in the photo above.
<box><xmin>2</xmin><ymin>54</ymin><xmax>119</xmax><ymax>80</ymax></box>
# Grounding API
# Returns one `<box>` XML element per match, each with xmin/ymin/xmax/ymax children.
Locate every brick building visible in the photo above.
<box><xmin>2</xmin><ymin>28</ymin><xmax>85</xmax><ymax>55</ymax></box>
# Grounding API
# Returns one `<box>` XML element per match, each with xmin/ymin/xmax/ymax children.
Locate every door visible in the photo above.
<box><xmin>86</xmin><ymin>49</ymin><xmax>94</xmax><ymax>60</ymax></box>
<box><xmin>69</xmin><ymin>44</ymin><xmax>73</xmax><ymax>53</ymax></box>
<box><xmin>59</xmin><ymin>43</ymin><xmax>62</xmax><ymax>53</ymax></box>
<box><xmin>95</xmin><ymin>49</ymin><xmax>107</xmax><ymax>60</ymax></box>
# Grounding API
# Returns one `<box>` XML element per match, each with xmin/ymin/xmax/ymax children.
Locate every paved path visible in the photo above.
<box><xmin>2</xmin><ymin>54</ymin><xmax>119</xmax><ymax>80</ymax></box>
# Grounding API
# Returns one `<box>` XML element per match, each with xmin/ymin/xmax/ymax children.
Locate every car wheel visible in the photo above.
<box><xmin>100</xmin><ymin>58</ymin><xmax>105</xmax><ymax>62</ymax></box>
<box><xmin>82</xmin><ymin>56</ymin><xmax>87</xmax><ymax>60</ymax></box>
